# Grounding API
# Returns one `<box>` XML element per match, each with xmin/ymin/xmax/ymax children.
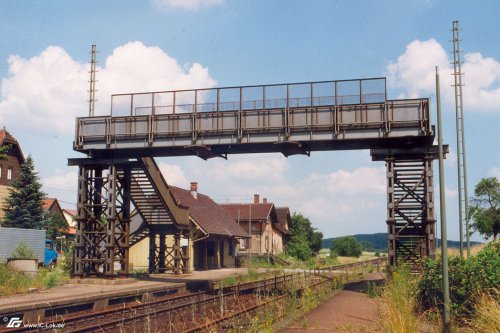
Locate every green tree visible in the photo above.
<box><xmin>330</xmin><ymin>236</ymin><xmax>363</xmax><ymax>257</ymax></box>
<box><xmin>286</xmin><ymin>234</ymin><xmax>312</xmax><ymax>261</ymax></box>
<box><xmin>469</xmin><ymin>177</ymin><xmax>500</xmax><ymax>241</ymax></box>
<box><xmin>2</xmin><ymin>155</ymin><xmax>46</xmax><ymax>229</ymax></box>
<box><xmin>45</xmin><ymin>212</ymin><xmax>69</xmax><ymax>241</ymax></box>
<box><xmin>286</xmin><ymin>213</ymin><xmax>323</xmax><ymax>259</ymax></box>
<box><xmin>0</xmin><ymin>145</ymin><xmax>8</xmax><ymax>160</ymax></box>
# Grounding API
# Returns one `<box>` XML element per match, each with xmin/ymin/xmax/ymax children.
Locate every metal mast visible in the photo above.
<box><xmin>88</xmin><ymin>45</ymin><xmax>98</xmax><ymax>117</ymax></box>
<box><xmin>451</xmin><ymin>20</ymin><xmax>470</xmax><ymax>257</ymax></box>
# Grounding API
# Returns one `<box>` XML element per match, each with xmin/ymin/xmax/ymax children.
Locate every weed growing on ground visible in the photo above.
<box><xmin>464</xmin><ymin>291</ymin><xmax>500</xmax><ymax>333</ymax></box>
<box><xmin>0</xmin><ymin>264</ymin><xmax>31</xmax><ymax>295</ymax></box>
<box><xmin>378</xmin><ymin>266</ymin><xmax>419</xmax><ymax>333</ymax></box>
<box><xmin>0</xmin><ymin>264</ymin><xmax>69</xmax><ymax>296</ymax></box>
<box><xmin>367</xmin><ymin>281</ymin><xmax>382</xmax><ymax>298</ymax></box>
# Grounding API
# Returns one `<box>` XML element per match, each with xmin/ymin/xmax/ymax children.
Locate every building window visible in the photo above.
<box><xmin>7</xmin><ymin>167</ymin><xmax>12</xmax><ymax>180</ymax></box>
<box><xmin>0</xmin><ymin>165</ymin><xmax>2</xmax><ymax>178</ymax></box>
<box><xmin>240</xmin><ymin>238</ymin><xmax>248</xmax><ymax>249</ymax></box>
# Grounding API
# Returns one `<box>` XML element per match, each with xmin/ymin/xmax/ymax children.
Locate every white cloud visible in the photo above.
<box><xmin>488</xmin><ymin>167</ymin><xmax>500</xmax><ymax>179</ymax></box>
<box><xmin>0</xmin><ymin>42</ymin><xmax>216</xmax><ymax>135</ymax></box>
<box><xmin>462</xmin><ymin>53</ymin><xmax>500</xmax><ymax>110</ymax></box>
<box><xmin>326</xmin><ymin>167</ymin><xmax>386</xmax><ymax>195</ymax></box>
<box><xmin>205</xmin><ymin>155</ymin><xmax>289</xmax><ymax>185</ymax></box>
<box><xmin>387</xmin><ymin>39</ymin><xmax>500</xmax><ymax>112</ymax></box>
<box><xmin>173</xmin><ymin>157</ymin><xmax>387</xmax><ymax>237</ymax></box>
<box><xmin>158</xmin><ymin>162</ymin><xmax>188</xmax><ymax>187</ymax></box>
<box><xmin>0</xmin><ymin>46</ymin><xmax>88</xmax><ymax>135</ymax></box>
<box><xmin>153</xmin><ymin>0</ymin><xmax>224</xmax><ymax>11</ymax></box>
<box><xmin>41</xmin><ymin>170</ymin><xmax>79</xmax><ymax>207</ymax></box>
<box><xmin>387</xmin><ymin>39</ymin><xmax>449</xmax><ymax>99</ymax></box>
<box><xmin>99</xmin><ymin>42</ymin><xmax>216</xmax><ymax>106</ymax></box>
<box><xmin>42</xmin><ymin>169</ymin><xmax>78</xmax><ymax>191</ymax></box>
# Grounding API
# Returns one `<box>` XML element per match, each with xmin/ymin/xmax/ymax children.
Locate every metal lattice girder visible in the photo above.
<box><xmin>385</xmin><ymin>157</ymin><xmax>436</xmax><ymax>270</ymax></box>
<box><xmin>147</xmin><ymin>227</ymin><xmax>187</xmax><ymax>275</ymax></box>
<box><xmin>74</xmin><ymin>164</ymin><xmax>131</xmax><ymax>277</ymax></box>
<box><xmin>74</xmin><ymin>166</ymin><xmax>107</xmax><ymax>276</ymax></box>
<box><xmin>104</xmin><ymin>165</ymin><xmax>131</xmax><ymax>276</ymax></box>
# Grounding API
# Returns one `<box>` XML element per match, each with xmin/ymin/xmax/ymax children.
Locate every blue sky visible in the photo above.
<box><xmin>1</xmin><ymin>0</ymin><xmax>499</xmax><ymax>242</ymax></box>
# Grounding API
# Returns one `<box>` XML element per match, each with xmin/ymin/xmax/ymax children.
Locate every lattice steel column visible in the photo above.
<box><xmin>104</xmin><ymin>165</ymin><xmax>131</xmax><ymax>276</ymax></box>
<box><xmin>174</xmin><ymin>232</ymin><xmax>181</xmax><ymax>275</ymax></box>
<box><xmin>74</xmin><ymin>164</ymin><xmax>132</xmax><ymax>277</ymax></box>
<box><xmin>148</xmin><ymin>231</ymin><xmax>157</xmax><ymax>274</ymax></box>
<box><xmin>385</xmin><ymin>157</ymin><xmax>436</xmax><ymax>270</ymax></box>
<box><xmin>158</xmin><ymin>232</ymin><xmax>167</xmax><ymax>273</ymax></box>
<box><xmin>183</xmin><ymin>230</ymin><xmax>191</xmax><ymax>274</ymax></box>
<box><xmin>424</xmin><ymin>157</ymin><xmax>436</xmax><ymax>259</ymax></box>
<box><xmin>386</xmin><ymin>158</ymin><xmax>397</xmax><ymax>267</ymax></box>
<box><xmin>74</xmin><ymin>166</ymin><xmax>107</xmax><ymax>276</ymax></box>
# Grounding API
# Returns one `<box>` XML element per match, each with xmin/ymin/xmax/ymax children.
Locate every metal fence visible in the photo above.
<box><xmin>110</xmin><ymin>78</ymin><xmax>387</xmax><ymax>117</ymax></box>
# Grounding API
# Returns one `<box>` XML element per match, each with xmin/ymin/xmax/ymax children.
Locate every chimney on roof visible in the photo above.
<box><xmin>263</xmin><ymin>198</ymin><xmax>268</xmax><ymax>204</ymax></box>
<box><xmin>190</xmin><ymin>182</ymin><xmax>198</xmax><ymax>199</ymax></box>
<box><xmin>254</xmin><ymin>194</ymin><xmax>259</xmax><ymax>204</ymax></box>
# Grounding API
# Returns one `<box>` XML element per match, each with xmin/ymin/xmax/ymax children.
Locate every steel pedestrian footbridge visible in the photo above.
<box><xmin>69</xmin><ymin>77</ymin><xmax>445</xmax><ymax>276</ymax></box>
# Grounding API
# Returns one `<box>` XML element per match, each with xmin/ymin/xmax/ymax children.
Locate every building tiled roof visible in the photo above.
<box><xmin>66</xmin><ymin>226</ymin><xmax>77</xmax><ymax>235</ymax></box>
<box><xmin>0</xmin><ymin>128</ymin><xmax>16</xmax><ymax>144</ymax></box>
<box><xmin>0</xmin><ymin>128</ymin><xmax>25</xmax><ymax>163</ymax></box>
<box><xmin>276</xmin><ymin>207</ymin><xmax>291</xmax><ymax>229</ymax></box>
<box><xmin>170</xmin><ymin>187</ymin><xmax>249</xmax><ymax>238</ymax></box>
<box><xmin>276</xmin><ymin>207</ymin><xmax>290</xmax><ymax>221</ymax></box>
<box><xmin>219</xmin><ymin>203</ymin><xmax>274</xmax><ymax>221</ymax></box>
<box><xmin>42</xmin><ymin>198</ymin><xmax>57</xmax><ymax>211</ymax></box>
<box><xmin>274</xmin><ymin>222</ymin><xmax>290</xmax><ymax>235</ymax></box>
<box><xmin>63</xmin><ymin>209</ymin><xmax>77</xmax><ymax>217</ymax></box>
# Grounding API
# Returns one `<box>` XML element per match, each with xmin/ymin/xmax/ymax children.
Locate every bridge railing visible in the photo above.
<box><xmin>109</xmin><ymin>78</ymin><xmax>387</xmax><ymax>117</ymax></box>
<box><xmin>75</xmin><ymin>98</ymin><xmax>430</xmax><ymax>151</ymax></box>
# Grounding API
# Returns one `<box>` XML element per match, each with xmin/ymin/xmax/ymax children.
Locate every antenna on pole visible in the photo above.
<box><xmin>451</xmin><ymin>20</ymin><xmax>470</xmax><ymax>258</ymax></box>
<box><xmin>88</xmin><ymin>45</ymin><xmax>98</xmax><ymax>117</ymax></box>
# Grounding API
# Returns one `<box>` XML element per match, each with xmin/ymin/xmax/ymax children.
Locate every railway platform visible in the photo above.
<box><xmin>0</xmin><ymin>267</ymin><xmax>266</xmax><ymax>325</ymax></box>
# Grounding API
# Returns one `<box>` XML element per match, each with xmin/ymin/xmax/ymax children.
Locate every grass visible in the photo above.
<box><xmin>465</xmin><ymin>291</ymin><xmax>500</xmax><ymax>333</ymax></box>
<box><xmin>0</xmin><ymin>264</ymin><xmax>69</xmax><ymax>296</ymax></box>
<box><xmin>377</xmin><ymin>267</ymin><xmax>420</xmax><ymax>333</ymax></box>
<box><xmin>442</xmin><ymin>243</ymin><xmax>486</xmax><ymax>259</ymax></box>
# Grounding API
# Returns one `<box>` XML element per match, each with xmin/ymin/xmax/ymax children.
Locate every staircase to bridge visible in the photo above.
<box><xmin>69</xmin><ymin>77</ymin><xmax>445</xmax><ymax>276</ymax></box>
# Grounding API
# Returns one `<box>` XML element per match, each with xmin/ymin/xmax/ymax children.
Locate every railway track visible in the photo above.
<box><xmin>5</xmin><ymin>257</ymin><xmax>386</xmax><ymax>333</ymax></box>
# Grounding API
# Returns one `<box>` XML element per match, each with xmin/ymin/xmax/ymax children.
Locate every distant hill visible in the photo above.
<box><xmin>322</xmin><ymin>233</ymin><xmax>483</xmax><ymax>252</ymax></box>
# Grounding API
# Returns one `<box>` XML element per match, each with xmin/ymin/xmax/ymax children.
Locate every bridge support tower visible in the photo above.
<box><xmin>74</xmin><ymin>162</ymin><xmax>131</xmax><ymax>277</ymax></box>
<box><xmin>372</xmin><ymin>147</ymin><xmax>443</xmax><ymax>270</ymax></box>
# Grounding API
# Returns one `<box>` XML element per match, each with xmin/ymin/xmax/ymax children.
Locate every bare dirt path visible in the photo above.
<box><xmin>280</xmin><ymin>272</ymin><xmax>384</xmax><ymax>333</ymax></box>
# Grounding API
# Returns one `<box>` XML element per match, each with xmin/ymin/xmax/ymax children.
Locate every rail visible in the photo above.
<box><xmin>9</xmin><ymin>257</ymin><xmax>386</xmax><ymax>332</ymax></box>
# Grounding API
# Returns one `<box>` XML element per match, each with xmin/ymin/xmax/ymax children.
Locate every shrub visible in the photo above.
<box><xmin>286</xmin><ymin>234</ymin><xmax>312</xmax><ymax>261</ymax></box>
<box><xmin>10</xmin><ymin>241</ymin><xmax>36</xmax><ymax>259</ymax></box>
<box><xmin>60</xmin><ymin>244</ymin><xmax>74</xmax><ymax>274</ymax></box>
<box><xmin>330</xmin><ymin>236</ymin><xmax>362</xmax><ymax>257</ymax></box>
<box><xmin>418</xmin><ymin>242</ymin><xmax>500</xmax><ymax>321</ymax></box>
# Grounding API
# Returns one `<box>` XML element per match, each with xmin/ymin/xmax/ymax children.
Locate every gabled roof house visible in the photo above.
<box><xmin>220</xmin><ymin>195</ymin><xmax>290</xmax><ymax>255</ymax></box>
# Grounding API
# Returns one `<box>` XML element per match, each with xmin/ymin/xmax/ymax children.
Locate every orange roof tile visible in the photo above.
<box><xmin>170</xmin><ymin>186</ymin><xmax>249</xmax><ymax>238</ymax></box>
<box><xmin>42</xmin><ymin>198</ymin><xmax>56</xmax><ymax>210</ymax></box>
<box><xmin>219</xmin><ymin>203</ymin><xmax>274</xmax><ymax>221</ymax></box>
